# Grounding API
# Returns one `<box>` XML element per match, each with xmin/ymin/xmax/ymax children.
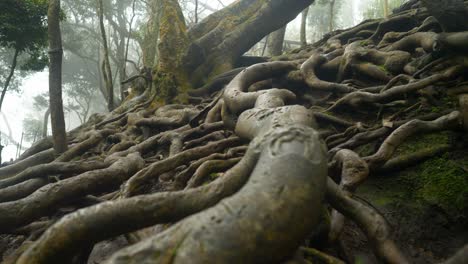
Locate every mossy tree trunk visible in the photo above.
<box><xmin>149</xmin><ymin>0</ymin><xmax>315</xmax><ymax>103</ymax></box>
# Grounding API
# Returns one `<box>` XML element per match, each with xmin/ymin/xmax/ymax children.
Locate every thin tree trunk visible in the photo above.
<box><xmin>96</xmin><ymin>48</ymin><xmax>107</xmax><ymax>101</ymax></box>
<box><xmin>267</xmin><ymin>26</ymin><xmax>287</xmax><ymax>56</ymax></box>
<box><xmin>383</xmin><ymin>0</ymin><xmax>389</xmax><ymax>17</ymax></box>
<box><xmin>122</xmin><ymin>0</ymin><xmax>137</xmax><ymax>101</ymax></box>
<box><xmin>0</xmin><ymin>48</ymin><xmax>20</xmax><ymax>112</ymax></box>
<box><xmin>194</xmin><ymin>0</ymin><xmax>199</xmax><ymax>24</ymax></box>
<box><xmin>48</xmin><ymin>0</ymin><xmax>68</xmax><ymax>154</ymax></box>
<box><xmin>300</xmin><ymin>6</ymin><xmax>309</xmax><ymax>47</ymax></box>
<box><xmin>329</xmin><ymin>0</ymin><xmax>336</xmax><ymax>32</ymax></box>
<box><xmin>42</xmin><ymin>108</ymin><xmax>50</xmax><ymax>139</ymax></box>
<box><xmin>97</xmin><ymin>0</ymin><xmax>114</xmax><ymax>111</ymax></box>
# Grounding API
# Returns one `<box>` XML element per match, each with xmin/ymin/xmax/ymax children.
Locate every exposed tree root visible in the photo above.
<box><xmin>121</xmin><ymin>137</ymin><xmax>242</xmax><ymax>196</ymax></box>
<box><xmin>0</xmin><ymin>153</ymin><xmax>144</xmax><ymax>232</ymax></box>
<box><xmin>0</xmin><ymin>149</ymin><xmax>56</xmax><ymax>180</ymax></box>
<box><xmin>0</xmin><ymin>178</ymin><xmax>48</xmax><ymax>203</ymax></box>
<box><xmin>365</xmin><ymin>111</ymin><xmax>461</xmax><ymax>169</ymax></box>
<box><xmin>376</xmin><ymin>144</ymin><xmax>452</xmax><ymax>172</ymax></box>
<box><xmin>0</xmin><ymin>160</ymin><xmax>109</xmax><ymax>189</ymax></box>
<box><xmin>326</xmin><ymin>179</ymin><xmax>408</xmax><ymax>264</ymax></box>
<box><xmin>1</xmin><ymin>2</ymin><xmax>468</xmax><ymax>263</ymax></box>
<box><xmin>16</xmin><ymin>148</ymin><xmax>260</xmax><ymax>264</ymax></box>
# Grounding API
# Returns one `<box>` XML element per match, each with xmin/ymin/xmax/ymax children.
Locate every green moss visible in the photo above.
<box><xmin>385</xmin><ymin>132</ymin><xmax>468</xmax><ymax>217</ymax></box>
<box><xmin>358</xmin><ymin>130</ymin><xmax>467</xmax><ymax>220</ymax></box>
<box><xmin>413</xmin><ymin>155</ymin><xmax>468</xmax><ymax>217</ymax></box>
<box><xmin>209</xmin><ymin>172</ymin><xmax>219</xmax><ymax>180</ymax></box>
<box><xmin>395</xmin><ymin>132</ymin><xmax>450</xmax><ymax>156</ymax></box>
<box><xmin>378</xmin><ymin>64</ymin><xmax>390</xmax><ymax>74</ymax></box>
<box><xmin>359</xmin><ymin>40</ymin><xmax>371</xmax><ymax>46</ymax></box>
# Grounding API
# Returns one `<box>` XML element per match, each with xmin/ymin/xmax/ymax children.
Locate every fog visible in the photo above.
<box><xmin>0</xmin><ymin>0</ymin><xmax>390</xmax><ymax>162</ymax></box>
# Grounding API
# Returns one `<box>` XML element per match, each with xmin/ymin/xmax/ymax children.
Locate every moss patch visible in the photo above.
<box><xmin>372</xmin><ymin>131</ymin><xmax>468</xmax><ymax>219</ymax></box>
<box><xmin>394</xmin><ymin>132</ymin><xmax>451</xmax><ymax>156</ymax></box>
<box><xmin>359</xmin><ymin>131</ymin><xmax>467</xmax><ymax>221</ymax></box>
<box><xmin>411</xmin><ymin>154</ymin><xmax>468</xmax><ymax>218</ymax></box>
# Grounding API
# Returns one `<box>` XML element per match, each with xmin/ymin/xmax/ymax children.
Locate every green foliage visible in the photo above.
<box><xmin>0</xmin><ymin>0</ymin><xmax>48</xmax><ymax>100</ymax></box>
<box><xmin>0</xmin><ymin>0</ymin><xmax>48</xmax><ymax>52</ymax></box>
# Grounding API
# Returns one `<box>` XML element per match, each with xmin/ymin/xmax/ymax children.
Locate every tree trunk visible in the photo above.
<box><xmin>0</xmin><ymin>48</ymin><xmax>20</xmax><ymax>112</ymax></box>
<box><xmin>142</xmin><ymin>0</ymin><xmax>162</xmax><ymax>69</ymax></box>
<box><xmin>383</xmin><ymin>0</ymin><xmax>389</xmax><ymax>17</ymax></box>
<box><xmin>42</xmin><ymin>108</ymin><xmax>50</xmax><ymax>139</ymax></box>
<box><xmin>150</xmin><ymin>0</ymin><xmax>314</xmax><ymax>103</ymax></box>
<box><xmin>329</xmin><ymin>0</ymin><xmax>336</xmax><ymax>32</ymax></box>
<box><xmin>421</xmin><ymin>0</ymin><xmax>468</xmax><ymax>31</ymax></box>
<box><xmin>47</xmin><ymin>0</ymin><xmax>68</xmax><ymax>154</ymax></box>
<box><xmin>267</xmin><ymin>26</ymin><xmax>287</xmax><ymax>56</ymax></box>
<box><xmin>97</xmin><ymin>0</ymin><xmax>114</xmax><ymax>111</ymax></box>
<box><xmin>300</xmin><ymin>6</ymin><xmax>309</xmax><ymax>47</ymax></box>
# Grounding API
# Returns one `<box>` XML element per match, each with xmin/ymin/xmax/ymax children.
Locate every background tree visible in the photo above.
<box><xmin>266</xmin><ymin>26</ymin><xmax>287</xmax><ymax>56</ymax></box>
<box><xmin>362</xmin><ymin>0</ymin><xmax>406</xmax><ymax>19</ymax></box>
<box><xmin>0</xmin><ymin>0</ymin><xmax>48</xmax><ymax>111</ymax></box>
<box><xmin>48</xmin><ymin>0</ymin><xmax>68</xmax><ymax>153</ymax></box>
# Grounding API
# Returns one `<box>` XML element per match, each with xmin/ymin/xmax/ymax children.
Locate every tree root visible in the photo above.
<box><xmin>16</xmin><ymin>147</ymin><xmax>260</xmax><ymax>264</ymax></box>
<box><xmin>365</xmin><ymin>111</ymin><xmax>461</xmax><ymax>169</ymax></box>
<box><xmin>3</xmin><ymin>4</ymin><xmax>468</xmax><ymax>262</ymax></box>
<box><xmin>0</xmin><ymin>178</ymin><xmax>48</xmax><ymax>203</ymax></box>
<box><xmin>327</xmin><ymin>66</ymin><xmax>462</xmax><ymax>111</ymax></box>
<box><xmin>0</xmin><ymin>153</ymin><xmax>144</xmax><ymax>232</ymax></box>
<box><xmin>185</xmin><ymin>157</ymin><xmax>241</xmax><ymax>188</ymax></box>
<box><xmin>376</xmin><ymin>144</ymin><xmax>452</xmax><ymax>173</ymax></box>
<box><xmin>301</xmin><ymin>53</ymin><xmax>355</xmax><ymax>93</ymax></box>
<box><xmin>326</xmin><ymin>179</ymin><xmax>408</xmax><ymax>264</ymax></box>
<box><xmin>0</xmin><ymin>160</ymin><xmax>109</xmax><ymax>189</ymax></box>
<box><xmin>328</xmin><ymin>150</ymin><xmax>369</xmax><ymax>243</ymax></box>
<box><xmin>121</xmin><ymin>137</ymin><xmax>242</xmax><ymax>196</ymax></box>
<box><xmin>0</xmin><ymin>149</ymin><xmax>56</xmax><ymax>180</ymax></box>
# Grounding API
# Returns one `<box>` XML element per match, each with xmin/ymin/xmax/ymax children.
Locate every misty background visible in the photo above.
<box><xmin>0</xmin><ymin>0</ymin><xmax>406</xmax><ymax>161</ymax></box>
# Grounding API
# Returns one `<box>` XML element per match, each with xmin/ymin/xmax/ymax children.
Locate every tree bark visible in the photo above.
<box><xmin>300</xmin><ymin>6</ymin><xmax>309</xmax><ymax>47</ymax></box>
<box><xmin>0</xmin><ymin>48</ymin><xmax>20</xmax><ymax>112</ymax></box>
<box><xmin>47</xmin><ymin>0</ymin><xmax>68</xmax><ymax>154</ymax></box>
<box><xmin>142</xmin><ymin>0</ymin><xmax>162</xmax><ymax>68</ymax></box>
<box><xmin>329</xmin><ymin>0</ymin><xmax>336</xmax><ymax>32</ymax></box>
<box><xmin>150</xmin><ymin>0</ymin><xmax>314</xmax><ymax>102</ymax></box>
<box><xmin>267</xmin><ymin>26</ymin><xmax>287</xmax><ymax>56</ymax></box>
<box><xmin>42</xmin><ymin>108</ymin><xmax>50</xmax><ymax>139</ymax></box>
<box><xmin>97</xmin><ymin>0</ymin><xmax>114</xmax><ymax>111</ymax></box>
<box><xmin>383</xmin><ymin>0</ymin><xmax>389</xmax><ymax>17</ymax></box>
<box><xmin>421</xmin><ymin>0</ymin><xmax>468</xmax><ymax>31</ymax></box>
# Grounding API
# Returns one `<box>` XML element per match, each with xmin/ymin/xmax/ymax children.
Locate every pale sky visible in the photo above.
<box><xmin>1</xmin><ymin>71</ymin><xmax>51</xmax><ymax>161</ymax></box>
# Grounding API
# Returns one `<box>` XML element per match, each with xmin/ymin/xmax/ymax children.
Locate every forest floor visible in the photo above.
<box><xmin>1</xmin><ymin>1</ymin><xmax>468</xmax><ymax>263</ymax></box>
